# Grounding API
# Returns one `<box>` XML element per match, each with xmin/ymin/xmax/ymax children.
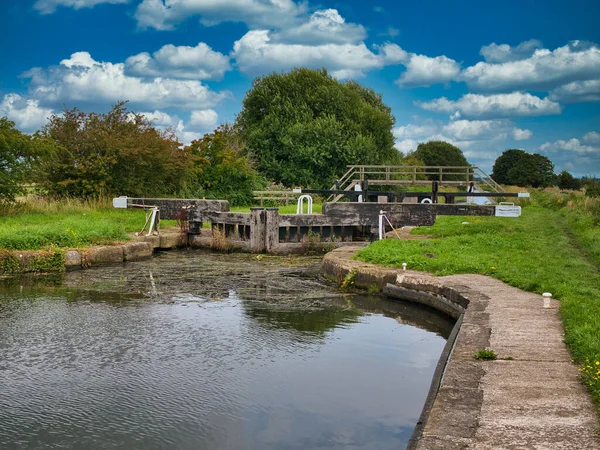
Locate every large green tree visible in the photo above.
<box><xmin>410</xmin><ymin>141</ymin><xmax>469</xmax><ymax>181</ymax></box>
<box><xmin>492</xmin><ymin>149</ymin><xmax>528</xmax><ymax>185</ymax></box>
<box><xmin>37</xmin><ymin>102</ymin><xmax>191</xmax><ymax>198</ymax></box>
<box><xmin>492</xmin><ymin>149</ymin><xmax>555</xmax><ymax>187</ymax></box>
<box><xmin>235</xmin><ymin>68</ymin><xmax>400</xmax><ymax>188</ymax></box>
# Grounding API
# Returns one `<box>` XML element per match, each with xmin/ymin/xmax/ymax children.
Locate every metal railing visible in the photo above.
<box><xmin>326</xmin><ymin>165</ymin><xmax>504</xmax><ymax>201</ymax></box>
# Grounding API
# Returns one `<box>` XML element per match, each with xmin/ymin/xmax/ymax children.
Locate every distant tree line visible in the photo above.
<box><xmin>1</xmin><ymin>68</ymin><xmax>598</xmax><ymax>206</ymax></box>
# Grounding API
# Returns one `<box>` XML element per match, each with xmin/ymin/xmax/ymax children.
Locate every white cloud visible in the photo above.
<box><xmin>396</xmin><ymin>54</ymin><xmax>460</xmax><ymax>87</ymax></box>
<box><xmin>34</xmin><ymin>0</ymin><xmax>127</xmax><ymax>14</ymax></box>
<box><xmin>442</xmin><ymin>119</ymin><xmax>531</xmax><ymax>142</ymax></box>
<box><xmin>393</xmin><ymin>123</ymin><xmax>437</xmax><ymax>140</ymax></box>
<box><xmin>273</xmin><ymin>9</ymin><xmax>366</xmax><ymax>45</ymax></box>
<box><xmin>1</xmin><ymin>94</ymin><xmax>54</xmax><ymax>132</ymax></box>
<box><xmin>135</xmin><ymin>110</ymin><xmax>215</xmax><ymax>145</ymax></box>
<box><xmin>23</xmin><ymin>52</ymin><xmax>230</xmax><ymax>110</ymax></box>
<box><xmin>479</xmin><ymin>39</ymin><xmax>542</xmax><ymax>63</ymax></box>
<box><xmin>188</xmin><ymin>109</ymin><xmax>218</xmax><ymax>130</ymax></box>
<box><xmin>538</xmin><ymin>134</ymin><xmax>600</xmax><ymax>175</ymax></box>
<box><xmin>416</xmin><ymin>92</ymin><xmax>561</xmax><ymax>119</ymax></box>
<box><xmin>393</xmin><ymin>118</ymin><xmax>533</xmax><ymax>171</ymax></box>
<box><xmin>549</xmin><ymin>79</ymin><xmax>600</xmax><ymax>103</ymax></box>
<box><xmin>125</xmin><ymin>42</ymin><xmax>231</xmax><ymax>80</ymax></box>
<box><xmin>232</xmin><ymin>30</ymin><xmax>405</xmax><ymax>78</ymax></box>
<box><xmin>136</xmin><ymin>109</ymin><xmax>179</xmax><ymax>127</ymax></box>
<box><xmin>540</xmin><ymin>137</ymin><xmax>599</xmax><ymax>155</ymax></box>
<box><xmin>512</xmin><ymin>128</ymin><xmax>533</xmax><ymax>141</ymax></box>
<box><xmin>461</xmin><ymin>40</ymin><xmax>600</xmax><ymax>92</ymax></box>
<box><xmin>134</xmin><ymin>0</ymin><xmax>306</xmax><ymax>31</ymax></box>
<box><xmin>583</xmin><ymin>131</ymin><xmax>600</xmax><ymax>144</ymax></box>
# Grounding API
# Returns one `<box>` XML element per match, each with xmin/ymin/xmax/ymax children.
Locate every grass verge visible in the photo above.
<box><xmin>356</xmin><ymin>204</ymin><xmax>600</xmax><ymax>412</ymax></box>
<box><xmin>0</xmin><ymin>198</ymin><xmax>175</xmax><ymax>250</ymax></box>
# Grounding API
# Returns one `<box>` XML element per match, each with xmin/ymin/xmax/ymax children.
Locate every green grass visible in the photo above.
<box><xmin>0</xmin><ymin>198</ymin><xmax>176</xmax><ymax>250</ymax></box>
<box><xmin>474</xmin><ymin>349</ymin><xmax>497</xmax><ymax>360</ymax></box>
<box><xmin>357</xmin><ymin>205</ymin><xmax>600</xmax><ymax>411</ymax></box>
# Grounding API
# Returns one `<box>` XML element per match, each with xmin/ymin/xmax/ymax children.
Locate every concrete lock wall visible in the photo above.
<box><xmin>187</xmin><ymin>202</ymin><xmax>497</xmax><ymax>254</ymax></box>
<box><xmin>127</xmin><ymin>198</ymin><xmax>230</xmax><ymax>221</ymax></box>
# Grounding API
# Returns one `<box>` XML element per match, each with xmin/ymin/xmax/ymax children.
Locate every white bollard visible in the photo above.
<box><xmin>378</xmin><ymin>210</ymin><xmax>385</xmax><ymax>240</ymax></box>
<box><xmin>354</xmin><ymin>184</ymin><xmax>363</xmax><ymax>203</ymax></box>
<box><xmin>542</xmin><ymin>292</ymin><xmax>552</xmax><ymax>308</ymax></box>
<box><xmin>402</xmin><ymin>263</ymin><xmax>407</xmax><ymax>271</ymax></box>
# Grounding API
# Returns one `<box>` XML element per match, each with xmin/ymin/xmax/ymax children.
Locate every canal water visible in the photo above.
<box><xmin>0</xmin><ymin>250</ymin><xmax>454</xmax><ymax>450</ymax></box>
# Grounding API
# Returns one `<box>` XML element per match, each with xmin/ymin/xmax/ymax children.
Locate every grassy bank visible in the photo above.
<box><xmin>0</xmin><ymin>198</ymin><xmax>175</xmax><ymax>250</ymax></box>
<box><xmin>357</xmin><ymin>192</ymin><xmax>600</xmax><ymax>411</ymax></box>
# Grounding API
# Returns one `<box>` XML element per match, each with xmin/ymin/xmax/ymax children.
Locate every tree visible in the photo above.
<box><xmin>0</xmin><ymin>117</ymin><xmax>45</xmax><ymax>203</ymax></box>
<box><xmin>36</xmin><ymin>102</ymin><xmax>191</xmax><ymax>198</ymax></box>
<box><xmin>557</xmin><ymin>170</ymin><xmax>582</xmax><ymax>190</ymax></box>
<box><xmin>505</xmin><ymin>153</ymin><xmax>555</xmax><ymax>188</ymax></box>
<box><xmin>410</xmin><ymin>141</ymin><xmax>469</xmax><ymax>180</ymax></box>
<box><xmin>492</xmin><ymin>149</ymin><xmax>528</xmax><ymax>185</ymax></box>
<box><xmin>186</xmin><ymin>124</ymin><xmax>266</xmax><ymax>206</ymax></box>
<box><xmin>235</xmin><ymin>68</ymin><xmax>400</xmax><ymax>188</ymax></box>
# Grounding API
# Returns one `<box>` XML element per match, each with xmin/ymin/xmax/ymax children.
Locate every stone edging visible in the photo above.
<box><xmin>321</xmin><ymin>246</ymin><xmax>491</xmax><ymax>449</ymax></box>
<box><xmin>0</xmin><ymin>232</ymin><xmax>188</xmax><ymax>275</ymax></box>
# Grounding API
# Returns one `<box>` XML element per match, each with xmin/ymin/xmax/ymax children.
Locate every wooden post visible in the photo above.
<box><xmin>265</xmin><ymin>208</ymin><xmax>280</xmax><ymax>252</ymax></box>
<box><xmin>250</xmin><ymin>208</ymin><xmax>266</xmax><ymax>253</ymax></box>
<box><xmin>412</xmin><ymin>167</ymin><xmax>416</xmax><ymax>183</ymax></box>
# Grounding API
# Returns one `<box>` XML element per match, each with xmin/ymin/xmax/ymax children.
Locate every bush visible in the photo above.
<box><xmin>35</xmin><ymin>102</ymin><xmax>191</xmax><ymax>198</ymax></box>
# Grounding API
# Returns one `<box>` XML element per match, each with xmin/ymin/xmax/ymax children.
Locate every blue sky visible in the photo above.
<box><xmin>1</xmin><ymin>0</ymin><xmax>599</xmax><ymax>176</ymax></box>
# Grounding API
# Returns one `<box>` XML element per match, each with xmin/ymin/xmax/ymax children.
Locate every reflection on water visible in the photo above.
<box><xmin>0</xmin><ymin>250</ymin><xmax>453</xmax><ymax>450</ymax></box>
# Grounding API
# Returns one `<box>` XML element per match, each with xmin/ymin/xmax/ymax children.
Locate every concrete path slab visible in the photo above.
<box><xmin>321</xmin><ymin>248</ymin><xmax>600</xmax><ymax>449</ymax></box>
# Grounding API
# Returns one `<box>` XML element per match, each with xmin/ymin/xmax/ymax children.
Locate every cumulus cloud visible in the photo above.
<box><xmin>537</xmin><ymin>136</ymin><xmax>600</xmax><ymax>175</ymax></box>
<box><xmin>135</xmin><ymin>109</ymin><xmax>217</xmax><ymax>145</ymax></box>
<box><xmin>232</xmin><ymin>30</ymin><xmax>405</xmax><ymax>78</ymax></box>
<box><xmin>1</xmin><ymin>94</ymin><xmax>54</xmax><ymax>132</ymax></box>
<box><xmin>479</xmin><ymin>39</ymin><xmax>542</xmax><ymax>63</ymax></box>
<box><xmin>136</xmin><ymin>109</ymin><xmax>179</xmax><ymax>127</ymax></box>
<box><xmin>441</xmin><ymin>119</ymin><xmax>531</xmax><ymax>142</ymax></box>
<box><xmin>273</xmin><ymin>9</ymin><xmax>366</xmax><ymax>45</ymax></box>
<box><xmin>461</xmin><ymin>40</ymin><xmax>600</xmax><ymax>92</ymax></box>
<box><xmin>583</xmin><ymin>131</ymin><xmax>600</xmax><ymax>144</ymax></box>
<box><xmin>188</xmin><ymin>109</ymin><xmax>218</xmax><ymax>130</ymax></box>
<box><xmin>125</xmin><ymin>42</ymin><xmax>231</xmax><ymax>80</ymax></box>
<box><xmin>416</xmin><ymin>92</ymin><xmax>561</xmax><ymax>119</ymax></box>
<box><xmin>549</xmin><ymin>79</ymin><xmax>600</xmax><ymax>103</ymax></box>
<box><xmin>134</xmin><ymin>0</ymin><xmax>306</xmax><ymax>31</ymax></box>
<box><xmin>512</xmin><ymin>128</ymin><xmax>533</xmax><ymax>141</ymax></box>
<box><xmin>34</xmin><ymin>0</ymin><xmax>127</xmax><ymax>14</ymax></box>
<box><xmin>539</xmin><ymin>134</ymin><xmax>600</xmax><ymax>157</ymax></box>
<box><xmin>393</xmin><ymin>118</ymin><xmax>533</xmax><ymax>170</ymax></box>
<box><xmin>23</xmin><ymin>52</ymin><xmax>230</xmax><ymax>110</ymax></box>
<box><xmin>396</xmin><ymin>54</ymin><xmax>460</xmax><ymax>87</ymax></box>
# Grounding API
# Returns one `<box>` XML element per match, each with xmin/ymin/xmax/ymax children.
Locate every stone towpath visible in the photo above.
<box><xmin>418</xmin><ymin>273</ymin><xmax>599</xmax><ymax>449</ymax></box>
<box><xmin>320</xmin><ymin>248</ymin><xmax>599</xmax><ymax>449</ymax></box>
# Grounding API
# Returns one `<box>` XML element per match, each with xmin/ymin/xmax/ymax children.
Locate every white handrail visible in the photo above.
<box><xmin>296</xmin><ymin>195</ymin><xmax>313</xmax><ymax>214</ymax></box>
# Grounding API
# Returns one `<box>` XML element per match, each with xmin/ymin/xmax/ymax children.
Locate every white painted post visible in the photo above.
<box><xmin>354</xmin><ymin>183</ymin><xmax>363</xmax><ymax>203</ymax></box>
<box><xmin>542</xmin><ymin>292</ymin><xmax>552</xmax><ymax>308</ymax></box>
<box><xmin>402</xmin><ymin>263</ymin><xmax>407</xmax><ymax>271</ymax></box>
<box><xmin>378</xmin><ymin>210</ymin><xmax>385</xmax><ymax>240</ymax></box>
<box><xmin>147</xmin><ymin>208</ymin><xmax>159</xmax><ymax>236</ymax></box>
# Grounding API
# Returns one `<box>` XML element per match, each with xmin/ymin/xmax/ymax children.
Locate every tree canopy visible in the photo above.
<box><xmin>235</xmin><ymin>68</ymin><xmax>400</xmax><ymax>188</ymax></box>
<box><xmin>36</xmin><ymin>102</ymin><xmax>191</xmax><ymax>198</ymax></box>
<box><xmin>186</xmin><ymin>124</ymin><xmax>265</xmax><ymax>206</ymax></box>
<box><xmin>410</xmin><ymin>141</ymin><xmax>469</xmax><ymax>180</ymax></box>
<box><xmin>0</xmin><ymin>117</ymin><xmax>48</xmax><ymax>203</ymax></box>
<box><xmin>492</xmin><ymin>149</ymin><xmax>555</xmax><ymax>187</ymax></box>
